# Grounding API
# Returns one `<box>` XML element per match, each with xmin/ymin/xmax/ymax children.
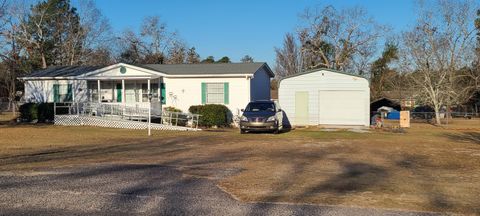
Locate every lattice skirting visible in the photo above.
<box><xmin>54</xmin><ymin>115</ymin><xmax>200</xmax><ymax>131</ymax></box>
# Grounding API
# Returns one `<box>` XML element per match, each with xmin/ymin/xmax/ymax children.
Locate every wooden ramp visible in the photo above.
<box><xmin>54</xmin><ymin>115</ymin><xmax>200</xmax><ymax>131</ymax></box>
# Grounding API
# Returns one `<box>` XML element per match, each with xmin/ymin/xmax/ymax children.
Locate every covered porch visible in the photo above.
<box><xmin>80</xmin><ymin>78</ymin><xmax>166</xmax><ymax>115</ymax></box>
<box><xmin>73</xmin><ymin>64</ymin><xmax>168</xmax><ymax>115</ymax></box>
<box><xmin>84</xmin><ymin>78</ymin><xmax>164</xmax><ymax>104</ymax></box>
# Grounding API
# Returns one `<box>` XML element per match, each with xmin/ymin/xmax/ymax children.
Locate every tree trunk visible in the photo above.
<box><xmin>434</xmin><ymin>104</ymin><xmax>442</xmax><ymax>125</ymax></box>
<box><xmin>41</xmin><ymin>53</ymin><xmax>47</xmax><ymax>69</ymax></box>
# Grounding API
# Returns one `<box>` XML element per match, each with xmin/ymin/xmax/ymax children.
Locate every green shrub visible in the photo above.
<box><xmin>19</xmin><ymin>103</ymin><xmax>38</xmax><ymax>122</ymax></box>
<box><xmin>37</xmin><ymin>103</ymin><xmax>54</xmax><ymax>122</ymax></box>
<box><xmin>188</xmin><ymin>105</ymin><xmax>202</xmax><ymax>115</ymax></box>
<box><xmin>19</xmin><ymin>103</ymin><xmax>55</xmax><ymax>123</ymax></box>
<box><xmin>188</xmin><ymin>104</ymin><xmax>231</xmax><ymax>127</ymax></box>
<box><xmin>163</xmin><ymin>106</ymin><xmax>182</xmax><ymax>113</ymax></box>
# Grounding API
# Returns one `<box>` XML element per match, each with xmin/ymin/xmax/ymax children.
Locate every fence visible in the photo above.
<box><xmin>54</xmin><ymin>102</ymin><xmax>152</xmax><ymax>121</ymax></box>
<box><xmin>372</xmin><ymin>111</ymin><xmax>479</xmax><ymax>125</ymax></box>
<box><xmin>54</xmin><ymin>102</ymin><xmax>201</xmax><ymax>131</ymax></box>
<box><xmin>161</xmin><ymin>111</ymin><xmax>201</xmax><ymax>128</ymax></box>
<box><xmin>0</xmin><ymin>97</ymin><xmax>20</xmax><ymax>113</ymax></box>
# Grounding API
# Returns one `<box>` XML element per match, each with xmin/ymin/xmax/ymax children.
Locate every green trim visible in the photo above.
<box><xmin>66</xmin><ymin>84</ymin><xmax>72</xmax><ymax>102</ymax></box>
<box><xmin>53</xmin><ymin>84</ymin><xmax>60</xmax><ymax>102</ymax></box>
<box><xmin>201</xmin><ymin>83</ymin><xmax>207</xmax><ymax>104</ymax></box>
<box><xmin>160</xmin><ymin>83</ymin><xmax>166</xmax><ymax>104</ymax></box>
<box><xmin>120</xmin><ymin>66</ymin><xmax>127</xmax><ymax>74</ymax></box>
<box><xmin>223</xmin><ymin>82</ymin><xmax>229</xmax><ymax>104</ymax></box>
<box><xmin>116</xmin><ymin>83</ymin><xmax>122</xmax><ymax>102</ymax></box>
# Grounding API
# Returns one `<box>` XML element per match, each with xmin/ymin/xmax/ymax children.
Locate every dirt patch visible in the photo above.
<box><xmin>0</xmin><ymin>123</ymin><xmax>479</xmax><ymax>214</ymax></box>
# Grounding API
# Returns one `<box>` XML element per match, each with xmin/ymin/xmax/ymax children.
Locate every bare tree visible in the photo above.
<box><xmin>0</xmin><ymin>0</ymin><xmax>24</xmax><ymax>113</ymax></box>
<box><xmin>117</xmin><ymin>16</ymin><xmax>180</xmax><ymax>64</ymax></box>
<box><xmin>274</xmin><ymin>33</ymin><xmax>300</xmax><ymax>78</ymax></box>
<box><xmin>140</xmin><ymin>16</ymin><xmax>176</xmax><ymax>55</ymax></box>
<box><xmin>76</xmin><ymin>0</ymin><xmax>112</xmax><ymax>65</ymax></box>
<box><xmin>400</xmin><ymin>0</ymin><xmax>478</xmax><ymax>124</ymax></box>
<box><xmin>166</xmin><ymin>41</ymin><xmax>186</xmax><ymax>64</ymax></box>
<box><xmin>299</xmin><ymin>5</ymin><xmax>386</xmax><ymax>72</ymax></box>
<box><xmin>13</xmin><ymin>0</ymin><xmax>49</xmax><ymax>69</ymax></box>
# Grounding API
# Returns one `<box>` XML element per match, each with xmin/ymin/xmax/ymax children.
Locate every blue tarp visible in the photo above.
<box><xmin>387</xmin><ymin>111</ymin><xmax>400</xmax><ymax>120</ymax></box>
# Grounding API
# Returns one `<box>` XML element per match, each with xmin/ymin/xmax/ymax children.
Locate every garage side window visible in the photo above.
<box><xmin>202</xmin><ymin>82</ymin><xmax>229</xmax><ymax>104</ymax></box>
<box><xmin>53</xmin><ymin>84</ymin><xmax>73</xmax><ymax>102</ymax></box>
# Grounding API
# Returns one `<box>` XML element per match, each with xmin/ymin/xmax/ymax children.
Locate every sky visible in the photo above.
<box><xmin>93</xmin><ymin>0</ymin><xmax>418</xmax><ymax>66</ymax></box>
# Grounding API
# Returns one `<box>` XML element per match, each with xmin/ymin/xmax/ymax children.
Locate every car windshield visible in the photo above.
<box><xmin>245</xmin><ymin>102</ymin><xmax>275</xmax><ymax>112</ymax></box>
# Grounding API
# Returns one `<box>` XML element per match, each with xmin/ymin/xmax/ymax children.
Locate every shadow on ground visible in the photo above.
<box><xmin>443</xmin><ymin>132</ymin><xmax>480</xmax><ymax>145</ymax></box>
<box><xmin>0</xmin><ymin>129</ymin><xmax>478</xmax><ymax>214</ymax></box>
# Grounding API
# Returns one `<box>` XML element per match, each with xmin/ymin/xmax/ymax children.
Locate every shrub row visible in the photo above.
<box><xmin>189</xmin><ymin>104</ymin><xmax>231</xmax><ymax>127</ymax></box>
<box><xmin>19</xmin><ymin>103</ymin><xmax>55</xmax><ymax>123</ymax></box>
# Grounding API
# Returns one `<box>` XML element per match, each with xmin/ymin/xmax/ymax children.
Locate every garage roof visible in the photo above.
<box><xmin>279</xmin><ymin>68</ymin><xmax>367</xmax><ymax>82</ymax></box>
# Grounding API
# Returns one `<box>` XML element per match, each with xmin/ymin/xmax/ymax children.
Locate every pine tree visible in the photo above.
<box><xmin>240</xmin><ymin>55</ymin><xmax>254</xmax><ymax>63</ymax></box>
<box><xmin>201</xmin><ymin>56</ymin><xmax>215</xmax><ymax>64</ymax></box>
<box><xmin>186</xmin><ymin>47</ymin><xmax>200</xmax><ymax>64</ymax></box>
<box><xmin>216</xmin><ymin>56</ymin><xmax>230</xmax><ymax>63</ymax></box>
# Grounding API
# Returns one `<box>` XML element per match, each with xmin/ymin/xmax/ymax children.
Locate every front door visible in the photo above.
<box><xmin>116</xmin><ymin>83</ymin><xmax>122</xmax><ymax>102</ymax></box>
<box><xmin>295</xmin><ymin>91</ymin><xmax>309</xmax><ymax>125</ymax></box>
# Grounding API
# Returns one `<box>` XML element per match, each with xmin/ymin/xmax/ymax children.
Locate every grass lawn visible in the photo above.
<box><xmin>0</xmin><ymin>118</ymin><xmax>479</xmax><ymax>214</ymax></box>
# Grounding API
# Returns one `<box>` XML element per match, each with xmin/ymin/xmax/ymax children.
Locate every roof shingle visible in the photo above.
<box><xmin>24</xmin><ymin>63</ymin><xmax>272</xmax><ymax>78</ymax></box>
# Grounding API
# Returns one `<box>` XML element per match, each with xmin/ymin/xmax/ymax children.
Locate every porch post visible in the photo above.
<box><xmin>147</xmin><ymin>79</ymin><xmax>151</xmax><ymax>95</ymax></box>
<box><xmin>122</xmin><ymin>79</ymin><xmax>125</xmax><ymax>104</ymax></box>
<box><xmin>97</xmin><ymin>80</ymin><xmax>101</xmax><ymax>103</ymax></box>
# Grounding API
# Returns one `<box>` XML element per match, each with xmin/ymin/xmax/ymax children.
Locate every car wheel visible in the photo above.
<box><xmin>273</xmin><ymin>129</ymin><xmax>279</xmax><ymax>134</ymax></box>
<box><xmin>240</xmin><ymin>129</ymin><xmax>246</xmax><ymax>134</ymax></box>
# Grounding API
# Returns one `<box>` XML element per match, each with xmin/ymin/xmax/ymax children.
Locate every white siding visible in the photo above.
<box><xmin>25</xmin><ymin>80</ymin><xmax>87</xmax><ymax>103</ymax></box>
<box><xmin>163</xmin><ymin>77</ymin><xmax>250</xmax><ymax>116</ymax></box>
<box><xmin>250</xmin><ymin>67</ymin><xmax>271</xmax><ymax>101</ymax></box>
<box><xmin>278</xmin><ymin>70</ymin><xmax>370</xmax><ymax>126</ymax></box>
<box><xmin>23</xmin><ymin>64</ymin><xmax>272</xmax><ymax>118</ymax></box>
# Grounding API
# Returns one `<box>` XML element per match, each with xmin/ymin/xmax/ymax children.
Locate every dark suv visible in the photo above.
<box><xmin>239</xmin><ymin>100</ymin><xmax>283</xmax><ymax>134</ymax></box>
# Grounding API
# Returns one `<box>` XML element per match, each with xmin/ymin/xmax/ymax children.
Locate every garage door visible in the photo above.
<box><xmin>318</xmin><ymin>90</ymin><xmax>366</xmax><ymax>125</ymax></box>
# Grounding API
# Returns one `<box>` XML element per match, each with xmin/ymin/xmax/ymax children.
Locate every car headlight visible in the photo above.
<box><xmin>240</xmin><ymin>116</ymin><xmax>248</xmax><ymax>122</ymax></box>
<box><xmin>267</xmin><ymin>116</ymin><xmax>277</xmax><ymax>122</ymax></box>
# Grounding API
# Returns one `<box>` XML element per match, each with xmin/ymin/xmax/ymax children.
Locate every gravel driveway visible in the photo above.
<box><xmin>0</xmin><ymin>164</ymin><xmax>439</xmax><ymax>216</ymax></box>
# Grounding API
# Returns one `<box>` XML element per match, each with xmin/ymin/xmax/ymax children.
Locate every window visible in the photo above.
<box><xmin>100</xmin><ymin>82</ymin><xmax>113</xmax><ymax>102</ymax></box>
<box><xmin>125</xmin><ymin>82</ymin><xmax>138</xmax><ymax>103</ymax></box>
<box><xmin>88</xmin><ymin>82</ymin><xmax>98</xmax><ymax>102</ymax></box>
<box><xmin>141</xmin><ymin>83</ymin><xmax>159</xmax><ymax>102</ymax></box>
<box><xmin>53</xmin><ymin>84</ymin><xmax>72</xmax><ymax>102</ymax></box>
<box><xmin>245</xmin><ymin>102</ymin><xmax>275</xmax><ymax>112</ymax></box>
<box><xmin>202</xmin><ymin>82</ymin><xmax>229</xmax><ymax>104</ymax></box>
